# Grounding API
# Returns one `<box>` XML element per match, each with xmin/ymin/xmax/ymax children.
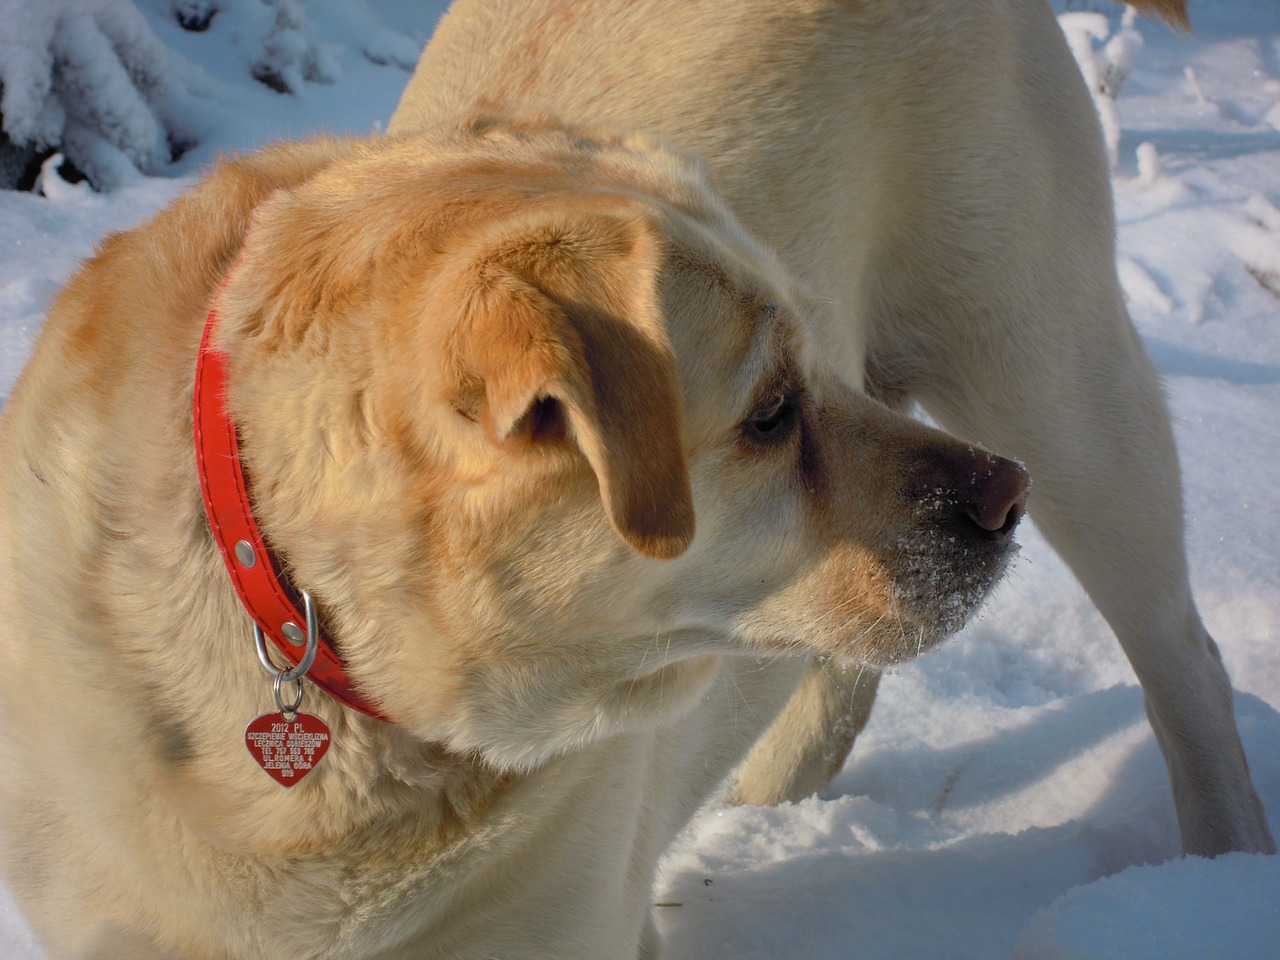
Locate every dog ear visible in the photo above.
<box><xmin>447</xmin><ymin>208</ymin><xmax>695</xmax><ymax>560</ymax></box>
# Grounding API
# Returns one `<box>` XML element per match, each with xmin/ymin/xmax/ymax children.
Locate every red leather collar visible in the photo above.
<box><xmin>193</xmin><ymin>287</ymin><xmax>388</xmax><ymax>720</ymax></box>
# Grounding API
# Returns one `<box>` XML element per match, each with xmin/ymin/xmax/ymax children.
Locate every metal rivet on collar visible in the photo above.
<box><xmin>234</xmin><ymin>540</ymin><xmax>256</xmax><ymax>568</ymax></box>
<box><xmin>282</xmin><ymin>621</ymin><xmax>307</xmax><ymax>647</ymax></box>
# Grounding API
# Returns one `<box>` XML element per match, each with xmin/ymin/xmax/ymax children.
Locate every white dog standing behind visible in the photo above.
<box><xmin>390</xmin><ymin>0</ymin><xmax>1273</xmax><ymax>858</ymax></box>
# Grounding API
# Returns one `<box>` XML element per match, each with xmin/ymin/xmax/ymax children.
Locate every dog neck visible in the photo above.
<box><xmin>193</xmin><ymin>285</ymin><xmax>389</xmax><ymax>721</ymax></box>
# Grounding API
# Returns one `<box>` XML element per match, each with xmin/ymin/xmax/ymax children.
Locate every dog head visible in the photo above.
<box><xmin>215</xmin><ymin>120</ymin><xmax>1026</xmax><ymax>768</ymax></box>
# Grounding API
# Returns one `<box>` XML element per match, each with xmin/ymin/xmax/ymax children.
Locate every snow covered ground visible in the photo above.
<box><xmin>2</xmin><ymin>1</ymin><xmax>1278</xmax><ymax>957</ymax></box>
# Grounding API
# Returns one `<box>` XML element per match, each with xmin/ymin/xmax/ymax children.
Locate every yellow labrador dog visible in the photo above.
<box><xmin>391</xmin><ymin>0</ymin><xmax>1274</xmax><ymax>859</ymax></box>
<box><xmin>2</xmin><ymin>120</ymin><xmax>1027</xmax><ymax>957</ymax></box>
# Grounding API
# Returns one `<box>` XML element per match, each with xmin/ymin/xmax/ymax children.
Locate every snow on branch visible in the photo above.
<box><xmin>1</xmin><ymin>0</ymin><xmax>424</xmax><ymax>193</ymax></box>
<box><xmin>250</xmin><ymin>0</ymin><xmax>340</xmax><ymax>95</ymax></box>
<box><xmin>1058</xmin><ymin>7</ymin><xmax>1145</xmax><ymax>171</ymax></box>
<box><xmin>0</xmin><ymin>0</ymin><xmax>175</xmax><ymax>191</ymax></box>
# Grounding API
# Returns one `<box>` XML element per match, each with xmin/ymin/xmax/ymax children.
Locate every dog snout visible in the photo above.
<box><xmin>958</xmin><ymin>452</ymin><xmax>1029</xmax><ymax>541</ymax></box>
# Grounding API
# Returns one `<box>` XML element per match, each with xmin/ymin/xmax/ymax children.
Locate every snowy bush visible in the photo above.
<box><xmin>249</xmin><ymin>0</ymin><xmax>341</xmax><ymax>95</ymax></box>
<box><xmin>0</xmin><ymin>0</ymin><xmax>178</xmax><ymax>190</ymax></box>
<box><xmin>1</xmin><ymin>0</ymin><xmax>419</xmax><ymax>193</ymax></box>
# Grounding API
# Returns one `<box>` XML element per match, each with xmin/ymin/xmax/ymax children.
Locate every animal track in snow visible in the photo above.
<box><xmin>1238</xmin><ymin>195</ymin><xmax>1280</xmax><ymax>298</ymax></box>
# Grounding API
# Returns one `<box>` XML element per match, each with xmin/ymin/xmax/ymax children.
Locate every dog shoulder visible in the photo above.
<box><xmin>7</xmin><ymin>138</ymin><xmax>362</xmax><ymax>435</ymax></box>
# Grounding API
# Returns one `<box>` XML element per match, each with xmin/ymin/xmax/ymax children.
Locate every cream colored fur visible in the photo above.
<box><xmin>2</xmin><ymin>119</ymin><xmax>1029</xmax><ymax>958</ymax></box>
<box><xmin>391</xmin><ymin>0</ymin><xmax>1272</xmax><ymax>857</ymax></box>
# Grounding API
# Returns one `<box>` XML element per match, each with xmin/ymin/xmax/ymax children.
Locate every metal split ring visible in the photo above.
<box><xmin>273</xmin><ymin>671</ymin><xmax>305</xmax><ymax>719</ymax></box>
<box><xmin>253</xmin><ymin>589</ymin><xmax>320</xmax><ymax>684</ymax></box>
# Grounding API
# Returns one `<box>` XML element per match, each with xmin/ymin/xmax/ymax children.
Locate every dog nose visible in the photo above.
<box><xmin>906</xmin><ymin>442</ymin><xmax>1029</xmax><ymax>545</ymax></box>
<box><xmin>958</xmin><ymin>452</ymin><xmax>1029</xmax><ymax>540</ymax></box>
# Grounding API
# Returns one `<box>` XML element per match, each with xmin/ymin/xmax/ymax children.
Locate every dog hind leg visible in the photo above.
<box><xmin>913</xmin><ymin>298</ymin><xmax>1276</xmax><ymax>857</ymax></box>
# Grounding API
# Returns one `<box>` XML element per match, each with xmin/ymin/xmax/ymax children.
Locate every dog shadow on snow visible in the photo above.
<box><xmin>654</xmin><ymin>686</ymin><xmax>1280</xmax><ymax>960</ymax></box>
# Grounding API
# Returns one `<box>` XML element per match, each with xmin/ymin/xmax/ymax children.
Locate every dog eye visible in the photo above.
<box><xmin>742</xmin><ymin>394</ymin><xmax>798</xmax><ymax>445</ymax></box>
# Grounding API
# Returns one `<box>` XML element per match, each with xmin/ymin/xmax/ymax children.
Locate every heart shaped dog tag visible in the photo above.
<box><xmin>245</xmin><ymin>712</ymin><xmax>331</xmax><ymax>787</ymax></box>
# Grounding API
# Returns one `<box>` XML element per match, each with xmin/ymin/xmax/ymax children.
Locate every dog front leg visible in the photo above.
<box><xmin>728</xmin><ymin>658</ymin><xmax>879</xmax><ymax>806</ymax></box>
